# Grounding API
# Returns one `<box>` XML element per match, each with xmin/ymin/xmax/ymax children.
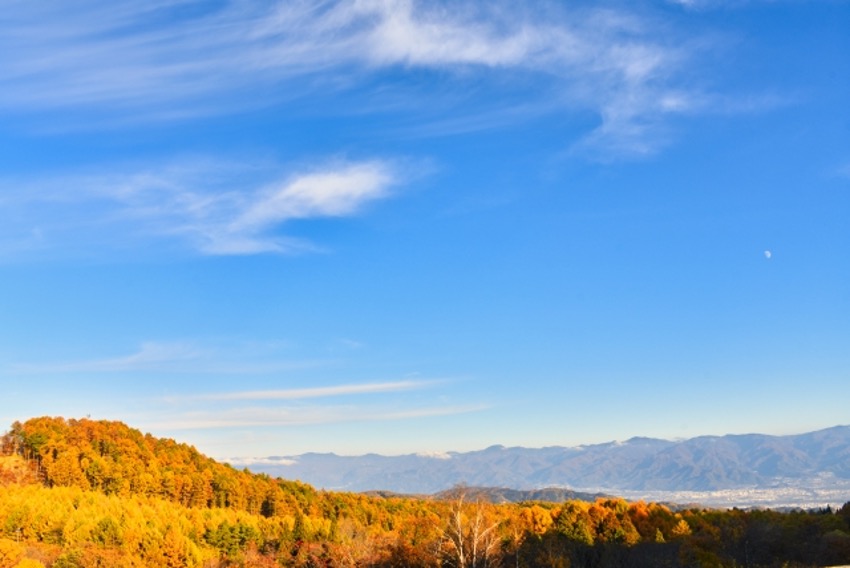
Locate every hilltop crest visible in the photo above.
<box><xmin>1</xmin><ymin>416</ymin><xmax>317</xmax><ymax>516</ymax></box>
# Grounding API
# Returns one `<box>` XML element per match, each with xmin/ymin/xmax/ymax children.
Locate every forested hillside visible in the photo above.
<box><xmin>2</xmin><ymin>416</ymin><xmax>316</xmax><ymax>515</ymax></box>
<box><xmin>1</xmin><ymin>417</ymin><xmax>849</xmax><ymax>567</ymax></box>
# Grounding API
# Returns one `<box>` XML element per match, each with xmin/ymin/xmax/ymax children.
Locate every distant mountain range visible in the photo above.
<box><xmin>231</xmin><ymin>426</ymin><xmax>850</xmax><ymax>500</ymax></box>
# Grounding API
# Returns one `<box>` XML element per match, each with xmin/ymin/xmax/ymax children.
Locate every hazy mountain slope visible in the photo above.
<box><xmin>238</xmin><ymin>426</ymin><xmax>850</xmax><ymax>494</ymax></box>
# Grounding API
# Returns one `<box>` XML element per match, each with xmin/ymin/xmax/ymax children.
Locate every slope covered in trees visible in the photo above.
<box><xmin>1</xmin><ymin>416</ymin><xmax>849</xmax><ymax>567</ymax></box>
<box><xmin>3</xmin><ymin>416</ymin><xmax>327</xmax><ymax>514</ymax></box>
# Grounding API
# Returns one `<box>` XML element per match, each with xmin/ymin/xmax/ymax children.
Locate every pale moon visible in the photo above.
<box><xmin>764</xmin><ymin>250</ymin><xmax>772</xmax><ymax>259</ymax></box>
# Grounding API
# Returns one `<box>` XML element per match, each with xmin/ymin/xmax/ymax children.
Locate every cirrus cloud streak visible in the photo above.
<box><xmin>0</xmin><ymin>158</ymin><xmax>398</xmax><ymax>257</ymax></box>
<box><xmin>189</xmin><ymin>380</ymin><xmax>442</xmax><ymax>401</ymax></box>
<box><xmin>1</xmin><ymin>0</ymin><xmax>712</xmax><ymax>154</ymax></box>
<box><xmin>146</xmin><ymin>402</ymin><xmax>490</xmax><ymax>430</ymax></box>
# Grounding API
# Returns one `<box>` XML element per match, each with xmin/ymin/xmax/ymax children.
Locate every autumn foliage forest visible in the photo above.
<box><xmin>0</xmin><ymin>418</ymin><xmax>849</xmax><ymax>567</ymax></box>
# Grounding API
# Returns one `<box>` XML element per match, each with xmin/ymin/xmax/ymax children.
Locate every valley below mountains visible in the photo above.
<box><xmin>234</xmin><ymin>426</ymin><xmax>850</xmax><ymax>509</ymax></box>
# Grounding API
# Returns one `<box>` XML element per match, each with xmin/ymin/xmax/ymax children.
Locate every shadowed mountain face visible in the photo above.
<box><xmin>236</xmin><ymin>426</ymin><xmax>850</xmax><ymax>494</ymax></box>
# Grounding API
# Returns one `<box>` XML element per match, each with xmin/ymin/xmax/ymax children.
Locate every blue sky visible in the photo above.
<box><xmin>0</xmin><ymin>0</ymin><xmax>848</xmax><ymax>459</ymax></box>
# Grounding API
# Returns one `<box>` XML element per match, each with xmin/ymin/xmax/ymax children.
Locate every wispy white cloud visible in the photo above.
<box><xmin>8</xmin><ymin>342</ymin><xmax>201</xmax><ymax>373</ymax></box>
<box><xmin>7</xmin><ymin>340</ymin><xmax>323</xmax><ymax>375</ymax></box>
<box><xmin>220</xmin><ymin>162</ymin><xmax>394</xmax><ymax>254</ymax></box>
<box><xmin>0</xmin><ymin>0</ymin><xmax>717</xmax><ymax>154</ymax></box>
<box><xmin>188</xmin><ymin>380</ymin><xmax>437</xmax><ymax>401</ymax></box>
<box><xmin>146</xmin><ymin>402</ymin><xmax>489</xmax><ymax>430</ymax></box>
<box><xmin>665</xmin><ymin>0</ymin><xmax>763</xmax><ymax>9</ymax></box>
<box><xmin>0</xmin><ymin>158</ymin><xmax>398</xmax><ymax>257</ymax></box>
